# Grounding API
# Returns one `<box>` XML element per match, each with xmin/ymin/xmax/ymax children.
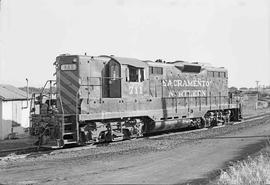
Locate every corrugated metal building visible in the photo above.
<box><xmin>241</xmin><ymin>91</ymin><xmax>259</xmax><ymax>110</ymax></box>
<box><xmin>0</xmin><ymin>84</ymin><xmax>30</xmax><ymax>140</ymax></box>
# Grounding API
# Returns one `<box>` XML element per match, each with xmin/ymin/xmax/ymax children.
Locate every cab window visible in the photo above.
<box><xmin>207</xmin><ymin>71</ymin><xmax>214</xmax><ymax>77</ymax></box>
<box><xmin>150</xmin><ymin>67</ymin><xmax>163</xmax><ymax>75</ymax></box>
<box><xmin>127</xmin><ymin>66</ymin><xmax>144</xmax><ymax>82</ymax></box>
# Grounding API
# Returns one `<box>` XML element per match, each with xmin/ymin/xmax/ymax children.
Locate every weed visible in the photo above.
<box><xmin>215</xmin><ymin>151</ymin><xmax>270</xmax><ymax>185</ymax></box>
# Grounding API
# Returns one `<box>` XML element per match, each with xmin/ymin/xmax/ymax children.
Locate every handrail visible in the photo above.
<box><xmin>75</xmin><ymin>89</ymin><xmax>80</xmax><ymax>142</ymax></box>
<box><xmin>80</xmin><ymin>76</ymin><xmax>122</xmax><ymax>87</ymax></box>
<box><xmin>40</xmin><ymin>80</ymin><xmax>56</xmax><ymax>95</ymax></box>
<box><xmin>58</xmin><ymin>95</ymin><xmax>65</xmax><ymax>140</ymax></box>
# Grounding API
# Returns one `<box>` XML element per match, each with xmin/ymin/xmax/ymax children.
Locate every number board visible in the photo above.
<box><xmin>61</xmin><ymin>64</ymin><xmax>77</xmax><ymax>71</ymax></box>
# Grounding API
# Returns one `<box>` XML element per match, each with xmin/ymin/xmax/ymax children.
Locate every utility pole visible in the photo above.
<box><xmin>255</xmin><ymin>80</ymin><xmax>260</xmax><ymax>100</ymax></box>
<box><xmin>23</xmin><ymin>78</ymin><xmax>29</xmax><ymax>109</ymax></box>
<box><xmin>256</xmin><ymin>80</ymin><xmax>260</xmax><ymax>92</ymax></box>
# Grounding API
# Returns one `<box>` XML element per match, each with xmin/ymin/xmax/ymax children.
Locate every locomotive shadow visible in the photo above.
<box><xmin>144</xmin><ymin>127</ymin><xmax>198</xmax><ymax>138</ymax></box>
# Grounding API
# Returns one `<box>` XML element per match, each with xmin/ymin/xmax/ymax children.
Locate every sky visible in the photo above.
<box><xmin>0</xmin><ymin>0</ymin><xmax>269</xmax><ymax>88</ymax></box>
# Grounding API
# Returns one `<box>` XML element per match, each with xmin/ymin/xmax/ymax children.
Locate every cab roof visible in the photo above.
<box><xmin>101</xmin><ymin>55</ymin><xmax>148</xmax><ymax>68</ymax></box>
<box><xmin>56</xmin><ymin>54</ymin><xmax>227</xmax><ymax>71</ymax></box>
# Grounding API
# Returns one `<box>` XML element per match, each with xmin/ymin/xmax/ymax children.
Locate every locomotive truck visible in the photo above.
<box><xmin>30</xmin><ymin>54</ymin><xmax>241</xmax><ymax>147</ymax></box>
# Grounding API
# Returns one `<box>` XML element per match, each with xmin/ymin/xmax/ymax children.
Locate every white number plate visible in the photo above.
<box><xmin>61</xmin><ymin>64</ymin><xmax>77</xmax><ymax>71</ymax></box>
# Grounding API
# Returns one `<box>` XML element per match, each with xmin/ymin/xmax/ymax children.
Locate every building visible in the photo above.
<box><xmin>241</xmin><ymin>91</ymin><xmax>259</xmax><ymax>112</ymax></box>
<box><xmin>0</xmin><ymin>84</ymin><xmax>30</xmax><ymax>140</ymax></box>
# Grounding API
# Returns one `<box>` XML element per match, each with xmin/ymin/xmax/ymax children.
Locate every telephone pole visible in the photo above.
<box><xmin>255</xmin><ymin>80</ymin><xmax>260</xmax><ymax>92</ymax></box>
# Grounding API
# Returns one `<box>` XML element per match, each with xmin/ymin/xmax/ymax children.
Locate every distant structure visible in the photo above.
<box><xmin>241</xmin><ymin>91</ymin><xmax>259</xmax><ymax>111</ymax></box>
<box><xmin>255</xmin><ymin>81</ymin><xmax>260</xmax><ymax>92</ymax></box>
<box><xmin>0</xmin><ymin>84</ymin><xmax>30</xmax><ymax>140</ymax></box>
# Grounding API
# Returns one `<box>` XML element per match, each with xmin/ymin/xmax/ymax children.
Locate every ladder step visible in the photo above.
<box><xmin>63</xmin><ymin>140</ymin><xmax>77</xmax><ymax>145</ymax></box>
<box><xmin>63</xmin><ymin>131</ymin><xmax>76</xmax><ymax>135</ymax></box>
<box><xmin>64</xmin><ymin>122</ymin><xmax>73</xmax><ymax>125</ymax></box>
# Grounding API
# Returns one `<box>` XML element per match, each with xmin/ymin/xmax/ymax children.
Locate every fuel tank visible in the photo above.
<box><xmin>145</xmin><ymin>118</ymin><xmax>192</xmax><ymax>133</ymax></box>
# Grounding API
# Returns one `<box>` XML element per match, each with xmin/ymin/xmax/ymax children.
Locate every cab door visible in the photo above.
<box><xmin>108</xmin><ymin>60</ymin><xmax>121</xmax><ymax>98</ymax></box>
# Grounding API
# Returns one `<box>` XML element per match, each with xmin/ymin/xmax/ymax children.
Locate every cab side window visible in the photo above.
<box><xmin>150</xmin><ymin>67</ymin><xmax>163</xmax><ymax>75</ymax></box>
<box><xmin>207</xmin><ymin>71</ymin><xmax>214</xmax><ymax>77</ymax></box>
<box><xmin>139</xmin><ymin>68</ymin><xmax>144</xmax><ymax>82</ymax></box>
<box><xmin>127</xmin><ymin>66</ymin><xmax>144</xmax><ymax>82</ymax></box>
<box><xmin>129</xmin><ymin>66</ymin><xmax>138</xmax><ymax>82</ymax></box>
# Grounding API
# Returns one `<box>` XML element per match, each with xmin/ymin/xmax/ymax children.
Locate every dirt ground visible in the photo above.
<box><xmin>0</xmin><ymin>135</ymin><xmax>36</xmax><ymax>152</ymax></box>
<box><xmin>242</xmin><ymin>107</ymin><xmax>270</xmax><ymax>117</ymax></box>
<box><xmin>0</xmin><ymin>115</ymin><xmax>270</xmax><ymax>185</ymax></box>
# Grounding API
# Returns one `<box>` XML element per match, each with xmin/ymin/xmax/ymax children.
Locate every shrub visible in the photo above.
<box><xmin>216</xmin><ymin>153</ymin><xmax>270</xmax><ymax>185</ymax></box>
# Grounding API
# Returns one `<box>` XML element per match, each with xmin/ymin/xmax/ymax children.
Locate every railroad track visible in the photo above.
<box><xmin>1</xmin><ymin>112</ymin><xmax>270</xmax><ymax>158</ymax></box>
<box><xmin>0</xmin><ymin>146</ymin><xmax>52</xmax><ymax>158</ymax></box>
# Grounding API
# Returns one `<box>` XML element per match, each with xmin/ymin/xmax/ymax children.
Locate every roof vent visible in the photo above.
<box><xmin>174</xmin><ymin>60</ymin><xmax>185</xmax><ymax>63</ymax></box>
<box><xmin>155</xmin><ymin>59</ymin><xmax>166</xmax><ymax>63</ymax></box>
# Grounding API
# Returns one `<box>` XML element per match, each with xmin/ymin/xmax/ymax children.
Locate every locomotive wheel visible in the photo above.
<box><xmin>79</xmin><ymin>131</ymin><xmax>86</xmax><ymax>143</ymax></box>
<box><xmin>98</xmin><ymin>131</ymin><xmax>112</xmax><ymax>143</ymax></box>
<box><xmin>197</xmin><ymin>118</ymin><xmax>205</xmax><ymax>129</ymax></box>
<box><xmin>211</xmin><ymin>119</ymin><xmax>218</xmax><ymax>127</ymax></box>
<box><xmin>122</xmin><ymin>129</ymin><xmax>131</xmax><ymax>140</ymax></box>
<box><xmin>105</xmin><ymin>131</ymin><xmax>113</xmax><ymax>142</ymax></box>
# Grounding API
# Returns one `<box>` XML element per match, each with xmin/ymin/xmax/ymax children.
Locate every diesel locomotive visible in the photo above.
<box><xmin>30</xmin><ymin>54</ymin><xmax>242</xmax><ymax>147</ymax></box>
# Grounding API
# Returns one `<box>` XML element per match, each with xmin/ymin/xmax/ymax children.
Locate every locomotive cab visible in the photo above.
<box><xmin>107</xmin><ymin>56</ymin><xmax>148</xmax><ymax>99</ymax></box>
